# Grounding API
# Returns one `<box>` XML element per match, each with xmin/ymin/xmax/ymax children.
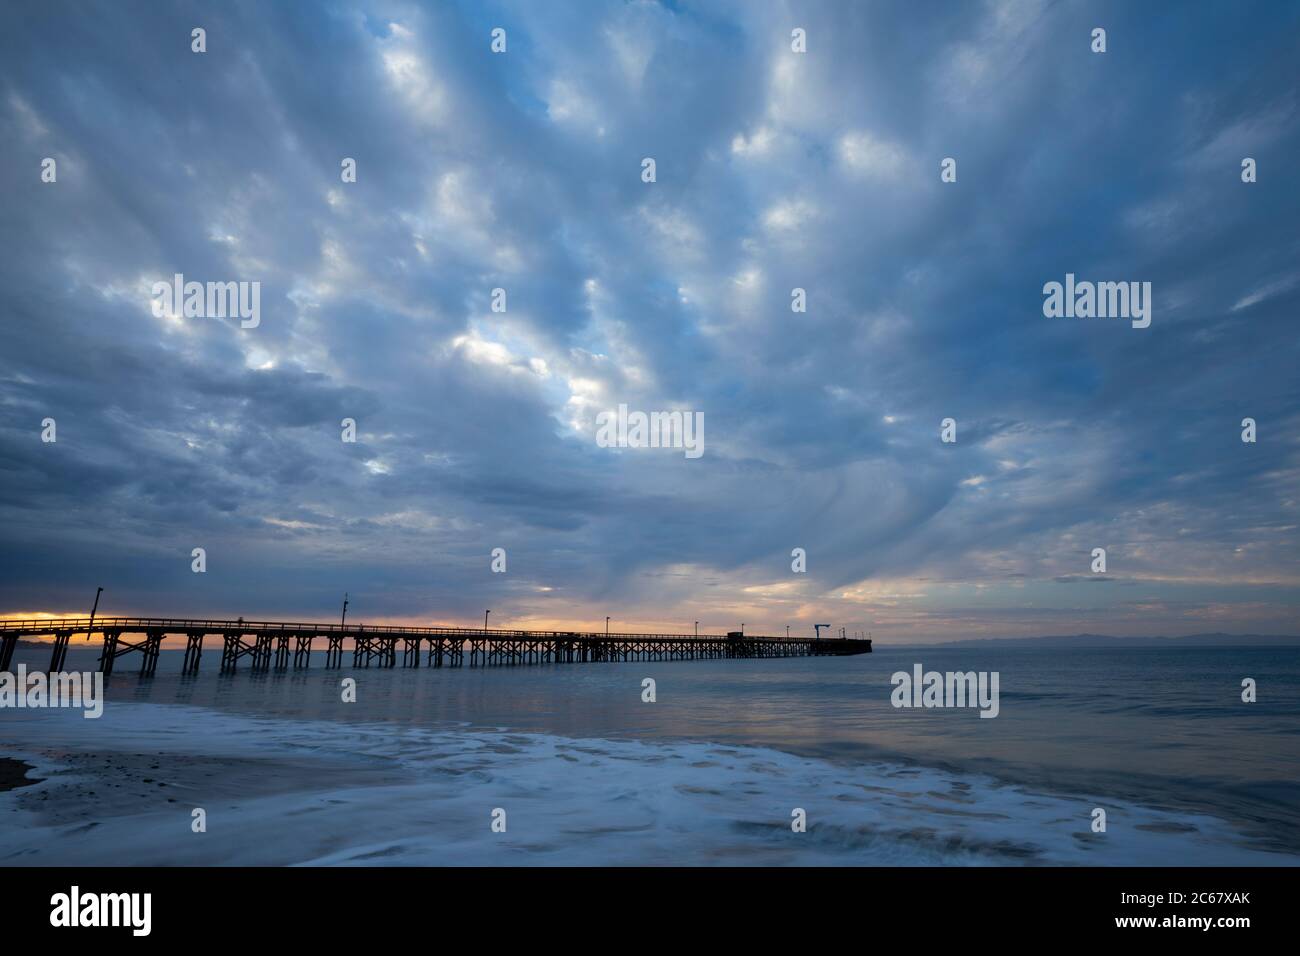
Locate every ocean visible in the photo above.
<box><xmin>2</xmin><ymin>642</ymin><xmax>1297</xmax><ymax>865</ymax></box>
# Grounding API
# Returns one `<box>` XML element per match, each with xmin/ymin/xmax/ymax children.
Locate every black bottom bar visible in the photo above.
<box><xmin>5</xmin><ymin>866</ymin><xmax>1284</xmax><ymax>942</ymax></box>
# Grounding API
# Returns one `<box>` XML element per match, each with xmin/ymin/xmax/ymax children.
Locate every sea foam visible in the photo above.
<box><xmin>2</xmin><ymin>702</ymin><xmax>1293</xmax><ymax>866</ymax></box>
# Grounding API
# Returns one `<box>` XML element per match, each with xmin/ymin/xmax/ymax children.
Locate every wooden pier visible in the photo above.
<box><xmin>0</xmin><ymin>618</ymin><xmax>870</xmax><ymax>677</ymax></box>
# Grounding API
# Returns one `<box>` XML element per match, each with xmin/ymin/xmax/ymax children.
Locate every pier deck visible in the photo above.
<box><xmin>0</xmin><ymin>617</ymin><xmax>871</xmax><ymax>676</ymax></box>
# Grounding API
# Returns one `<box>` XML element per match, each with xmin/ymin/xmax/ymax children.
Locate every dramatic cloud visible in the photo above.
<box><xmin>1</xmin><ymin>0</ymin><xmax>1297</xmax><ymax>640</ymax></box>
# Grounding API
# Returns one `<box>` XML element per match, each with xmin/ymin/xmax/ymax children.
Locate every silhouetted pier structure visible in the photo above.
<box><xmin>0</xmin><ymin>618</ymin><xmax>870</xmax><ymax>677</ymax></box>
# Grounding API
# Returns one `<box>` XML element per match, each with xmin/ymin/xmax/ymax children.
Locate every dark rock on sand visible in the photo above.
<box><xmin>0</xmin><ymin>757</ymin><xmax>42</xmax><ymax>792</ymax></box>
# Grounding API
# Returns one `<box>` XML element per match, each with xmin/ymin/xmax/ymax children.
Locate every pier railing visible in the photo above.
<box><xmin>2</xmin><ymin>616</ymin><xmax>792</xmax><ymax>641</ymax></box>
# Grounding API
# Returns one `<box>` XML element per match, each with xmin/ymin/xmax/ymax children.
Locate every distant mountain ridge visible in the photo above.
<box><xmin>931</xmin><ymin>632</ymin><xmax>1300</xmax><ymax>648</ymax></box>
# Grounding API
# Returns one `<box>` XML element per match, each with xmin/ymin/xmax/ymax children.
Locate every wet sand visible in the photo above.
<box><xmin>2</xmin><ymin>745</ymin><xmax>406</xmax><ymax>826</ymax></box>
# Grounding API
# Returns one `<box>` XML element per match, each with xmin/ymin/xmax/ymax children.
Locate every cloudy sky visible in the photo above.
<box><xmin>1</xmin><ymin>0</ymin><xmax>1297</xmax><ymax>641</ymax></box>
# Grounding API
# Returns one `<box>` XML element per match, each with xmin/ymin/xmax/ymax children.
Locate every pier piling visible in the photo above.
<box><xmin>48</xmin><ymin>629</ymin><xmax>73</xmax><ymax>672</ymax></box>
<box><xmin>182</xmin><ymin>631</ymin><xmax>204</xmax><ymax>674</ymax></box>
<box><xmin>140</xmin><ymin>629</ymin><xmax>163</xmax><ymax>677</ymax></box>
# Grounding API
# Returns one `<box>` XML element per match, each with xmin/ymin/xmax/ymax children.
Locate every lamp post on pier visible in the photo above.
<box><xmin>84</xmin><ymin>586</ymin><xmax>103</xmax><ymax>641</ymax></box>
